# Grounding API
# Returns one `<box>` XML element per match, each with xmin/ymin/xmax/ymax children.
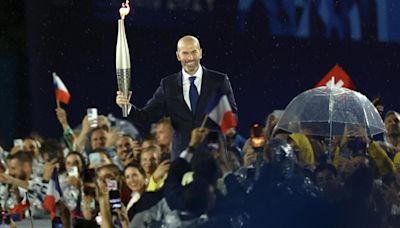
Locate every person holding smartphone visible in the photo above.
<box><xmin>59</xmin><ymin>152</ymin><xmax>87</xmax><ymax>216</ymax></box>
<box><xmin>95</xmin><ymin>164</ymin><xmax>129</xmax><ymax>228</ymax></box>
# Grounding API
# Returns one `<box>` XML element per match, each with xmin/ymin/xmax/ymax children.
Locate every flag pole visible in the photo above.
<box><xmin>29</xmin><ymin>213</ymin><xmax>34</xmax><ymax>228</ymax></box>
<box><xmin>26</xmin><ymin>192</ymin><xmax>34</xmax><ymax>228</ymax></box>
<box><xmin>200</xmin><ymin>115</ymin><xmax>208</xmax><ymax>129</ymax></box>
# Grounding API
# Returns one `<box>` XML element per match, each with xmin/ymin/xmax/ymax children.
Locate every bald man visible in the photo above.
<box><xmin>116</xmin><ymin>35</ymin><xmax>237</xmax><ymax>159</ymax></box>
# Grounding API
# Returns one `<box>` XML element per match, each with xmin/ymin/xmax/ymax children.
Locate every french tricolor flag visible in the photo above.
<box><xmin>205</xmin><ymin>90</ymin><xmax>237</xmax><ymax>133</ymax></box>
<box><xmin>42</xmin><ymin>169</ymin><xmax>63</xmax><ymax>220</ymax></box>
<box><xmin>53</xmin><ymin>72</ymin><xmax>71</xmax><ymax>104</ymax></box>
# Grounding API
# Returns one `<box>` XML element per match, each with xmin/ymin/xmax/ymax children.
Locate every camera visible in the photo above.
<box><xmin>250</xmin><ymin>123</ymin><xmax>265</xmax><ymax>152</ymax></box>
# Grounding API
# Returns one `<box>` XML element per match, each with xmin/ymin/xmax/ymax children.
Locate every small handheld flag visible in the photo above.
<box><xmin>204</xmin><ymin>90</ymin><xmax>237</xmax><ymax>133</ymax></box>
<box><xmin>52</xmin><ymin>72</ymin><xmax>71</xmax><ymax>105</ymax></box>
<box><xmin>42</xmin><ymin>169</ymin><xmax>63</xmax><ymax>220</ymax></box>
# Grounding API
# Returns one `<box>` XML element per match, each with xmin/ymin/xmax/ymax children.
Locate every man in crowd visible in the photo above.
<box><xmin>0</xmin><ymin>151</ymin><xmax>57</xmax><ymax>218</ymax></box>
<box><xmin>382</xmin><ymin>111</ymin><xmax>400</xmax><ymax>158</ymax></box>
<box><xmin>116</xmin><ymin>35</ymin><xmax>237</xmax><ymax>159</ymax></box>
<box><xmin>155</xmin><ymin>117</ymin><xmax>173</xmax><ymax>157</ymax></box>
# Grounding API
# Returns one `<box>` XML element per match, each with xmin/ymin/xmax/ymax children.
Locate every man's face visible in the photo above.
<box><xmin>115</xmin><ymin>136</ymin><xmax>134</xmax><ymax>162</ymax></box>
<box><xmin>385</xmin><ymin>113</ymin><xmax>400</xmax><ymax>136</ymax></box>
<box><xmin>91</xmin><ymin>129</ymin><xmax>108</xmax><ymax>150</ymax></box>
<box><xmin>176</xmin><ymin>41</ymin><xmax>202</xmax><ymax>75</ymax></box>
<box><xmin>316</xmin><ymin>170</ymin><xmax>338</xmax><ymax>191</ymax></box>
<box><xmin>23</xmin><ymin>139</ymin><xmax>39</xmax><ymax>157</ymax></box>
<box><xmin>140</xmin><ymin>151</ymin><xmax>158</xmax><ymax>175</ymax></box>
<box><xmin>156</xmin><ymin>124</ymin><xmax>172</xmax><ymax>148</ymax></box>
<box><xmin>8</xmin><ymin>158</ymin><xmax>30</xmax><ymax>180</ymax></box>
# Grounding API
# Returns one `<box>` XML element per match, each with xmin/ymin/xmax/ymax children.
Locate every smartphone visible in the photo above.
<box><xmin>13</xmin><ymin>139</ymin><xmax>23</xmax><ymax>149</ymax></box>
<box><xmin>87</xmin><ymin>108</ymin><xmax>98</xmax><ymax>128</ymax></box>
<box><xmin>68</xmin><ymin>166</ymin><xmax>79</xmax><ymax>177</ymax></box>
<box><xmin>107</xmin><ymin>179</ymin><xmax>121</xmax><ymax>210</ymax></box>
<box><xmin>160</xmin><ymin>152</ymin><xmax>171</xmax><ymax>162</ymax></box>
<box><xmin>89</xmin><ymin>152</ymin><xmax>101</xmax><ymax>166</ymax></box>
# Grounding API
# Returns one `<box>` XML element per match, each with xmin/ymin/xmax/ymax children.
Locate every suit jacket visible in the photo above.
<box><xmin>129</xmin><ymin>67</ymin><xmax>238</xmax><ymax>159</ymax></box>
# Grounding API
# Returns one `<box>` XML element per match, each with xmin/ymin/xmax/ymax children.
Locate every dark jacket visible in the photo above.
<box><xmin>129</xmin><ymin>67</ymin><xmax>237</xmax><ymax>159</ymax></box>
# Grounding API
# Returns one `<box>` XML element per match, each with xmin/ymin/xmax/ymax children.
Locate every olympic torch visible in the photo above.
<box><xmin>116</xmin><ymin>0</ymin><xmax>132</xmax><ymax>117</ymax></box>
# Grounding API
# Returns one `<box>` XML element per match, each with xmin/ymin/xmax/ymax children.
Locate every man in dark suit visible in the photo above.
<box><xmin>116</xmin><ymin>35</ymin><xmax>237</xmax><ymax>159</ymax></box>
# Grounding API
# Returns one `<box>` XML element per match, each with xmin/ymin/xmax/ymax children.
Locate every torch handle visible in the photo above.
<box><xmin>122</xmin><ymin>104</ymin><xmax>130</xmax><ymax>117</ymax></box>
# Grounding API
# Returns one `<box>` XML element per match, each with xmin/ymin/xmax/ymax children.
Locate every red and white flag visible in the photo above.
<box><xmin>315</xmin><ymin>64</ymin><xmax>356</xmax><ymax>90</ymax></box>
<box><xmin>53</xmin><ymin>72</ymin><xmax>71</xmax><ymax>104</ymax></box>
<box><xmin>42</xmin><ymin>169</ymin><xmax>63</xmax><ymax>220</ymax></box>
<box><xmin>205</xmin><ymin>90</ymin><xmax>237</xmax><ymax>133</ymax></box>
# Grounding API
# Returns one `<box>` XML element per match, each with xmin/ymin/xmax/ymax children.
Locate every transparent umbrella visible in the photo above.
<box><xmin>275</xmin><ymin>84</ymin><xmax>385</xmax><ymax>138</ymax></box>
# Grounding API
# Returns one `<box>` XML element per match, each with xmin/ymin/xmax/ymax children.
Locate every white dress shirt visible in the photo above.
<box><xmin>182</xmin><ymin>66</ymin><xmax>203</xmax><ymax>111</ymax></box>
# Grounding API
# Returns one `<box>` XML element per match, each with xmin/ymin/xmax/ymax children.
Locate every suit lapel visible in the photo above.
<box><xmin>196</xmin><ymin>68</ymin><xmax>217</xmax><ymax>118</ymax></box>
<box><xmin>175</xmin><ymin>72</ymin><xmax>192</xmax><ymax>113</ymax></box>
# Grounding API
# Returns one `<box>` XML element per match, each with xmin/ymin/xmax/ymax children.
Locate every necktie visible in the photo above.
<box><xmin>189</xmin><ymin>76</ymin><xmax>199</xmax><ymax>113</ymax></box>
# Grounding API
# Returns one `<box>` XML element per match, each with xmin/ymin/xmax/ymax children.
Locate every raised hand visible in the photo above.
<box><xmin>116</xmin><ymin>91</ymin><xmax>132</xmax><ymax>108</ymax></box>
<box><xmin>55</xmin><ymin>107</ymin><xmax>69</xmax><ymax>129</ymax></box>
<box><xmin>152</xmin><ymin>160</ymin><xmax>170</xmax><ymax>182</ymax></box>
<box><xmin>43</xmin><ymin>159</ymin><xmax>58</xmax><ymax>181</ymax></box>
<box><xmin>188</xmin><ymin>127</ymin><xmax>209</xmax><ymax>149</ymax></box>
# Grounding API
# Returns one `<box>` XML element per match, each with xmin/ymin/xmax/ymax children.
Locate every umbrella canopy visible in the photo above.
<box><xmin>276</xmin><ymin>85</ymin><xmax>385</xmax><ymax>137</ymax></box>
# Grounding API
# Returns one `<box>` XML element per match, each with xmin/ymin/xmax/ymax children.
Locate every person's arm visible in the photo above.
<box><xmin>81</xmin><ymin>195</ymin><xmax>95</xmax><ymax>220</ymax></box>
<box><xmin>99</xmin><ymin>195</ymin><xmax>113</xmax><ymax>228</ymax></box>
<box><xmin>116</xmin><ymin>79</ymin><xmax>167</xmax><ymax>125</ymax></box>
<box><xmin>164</xmin><ymin>128</ymin><xmax>208</xmax><ymax>210</ymax></box>
<box><xmin>0</xmin><ymin>174</ymin><xmax>28</xmax><ymax>189</ymax></box>
<box><xmin>55</xmin><ymin>107</ymin><xmax>76</xmax><ymax>151</ymax></box>
<box><xmin>74</xmin><ymin>116</ymin><xmax>91</xmax><ymax>152</ymax></box>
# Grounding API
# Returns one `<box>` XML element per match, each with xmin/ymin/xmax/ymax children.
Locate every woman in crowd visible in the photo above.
<box><xmin>140</xmin><ymin>145</ymin><xmax>170</xmax><ymax>191</ymax></box>
<box><xmin>124</xmin><ymin>163</ymin><xmax>147</xmax><ymax>211</ymax></box>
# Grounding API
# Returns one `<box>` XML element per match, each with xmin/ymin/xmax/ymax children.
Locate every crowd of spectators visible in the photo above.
<box><xmin>1</xmin><ymin>106</ymin><xmax>400</xmax><ymax>228</ymax></box>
